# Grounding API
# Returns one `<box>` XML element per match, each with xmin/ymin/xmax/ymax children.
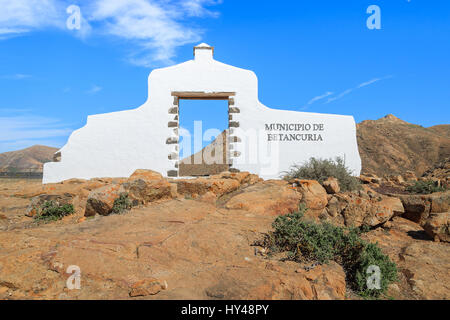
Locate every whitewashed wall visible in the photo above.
<box><xmin>43</xmin><ymin>44</ymin><xmax>361</xmax><ymax>183</ymax></box>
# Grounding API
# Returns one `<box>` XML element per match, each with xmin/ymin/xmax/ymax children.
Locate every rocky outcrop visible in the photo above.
<box><xmin>322</xmin><ymin>177</ymin><xmax>340</xmax><ymax>194</ymax></box>
<box><xmin>319</xmin><ymin>187</ymin><xmax>404</xmax><ymax>228</ymax></box>
<box><xmin>395</xmin><ymin>191</ymin><xmax>450</xmax><ymax>225</ymax></box>
<box><xmin>85</xmin><ymin>184</ymin><xmax>125</xmax><ymax>217</ymax></box>
<box><xmin>122</xmin><ymin>177</ymin><xmax>173</xmax><ymax>205</ymax></box>
<box><xmin>421</xmin><ymin>158</ymin><xmax>450</xmax><ymax>188</ymax></box>
<box><xmin>175</xmin><ymin>171</ymin><xmax>261</xmax><ymax>199</ymax></box>
<box><xmin>423</xmin><ymin>212</ymin><xmax>450</xmax><ymax>242</ymax></box>
<box><xmin>363</xmin><ymin>217</ymin><xmax>450</xmax><ymax>299</ymax></box>
<box><xmin>291</xmin><ymin>180</ymin><xmax>328</xmax><ymax>218</ymax></box>
<box><xmin>224</xmin><ymin>181</ymin><xmax>301</xmax><ymax>216</ymax></box>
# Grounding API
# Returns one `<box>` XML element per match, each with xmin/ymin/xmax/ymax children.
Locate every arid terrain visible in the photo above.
<box><xmin>0</xmin><ymin>115</ymin><xmax>448</xmax><ymax>300</ymax></box>
<box><xmin>357</xmin><ymin>114</ymin><xmax>450</xmax><ymax>176</ymax></box>
<box><xmin>0</xmin><ymin>166</ymin><xmax>448</xmax><ymax>300</ymax></box>
<box><xmin>0</xmin><ymin>145</ymin><xmax>57</xmax><ymax>174</ymax></box>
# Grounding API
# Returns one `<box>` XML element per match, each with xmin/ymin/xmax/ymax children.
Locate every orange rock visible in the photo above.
<box><xmin>176</xmin><ymin>178</ymin><xmax>241</xmax><ymax>197</ymax></box>
<box><xmin>322</xmin><ymin>177</ymin><xmax>340</xmax><ymax>194</ymax></box>
<box><xmin>129</xmin><ymin>169</ymin><xmax>163</xmax><ymax>182</ymax></box>
<box><xmin>123</xmin><ymin>178</ymin><xmax>173</xmax><ymax>205</ymax></box>
<box><xmin>198</xmin><ymin>191</ymin><xmax>217</xmax><ymax>204</ymax></box>
<box><xmin>423</xmin><ymin>212</ymin><xmax>449</xmax><ymax>242</ymax></box>
<box><xmin>84</xmin><ymin>184</ymin><xmax>125</xmax><ymax>216</ymax></box>
<box><xmin>293</xmin><ymin>180</ymin><xmax>328</xmax><ymax>217</ymax></box>
<box><xmin>129</xmin><ymin>278</ymin><xmax>166</xmax><ymax>297</ymax></box>
<box><xmin>225</xmin><ymin>181</ymin><xmax>301</xmax><ymax>215</ymax></box>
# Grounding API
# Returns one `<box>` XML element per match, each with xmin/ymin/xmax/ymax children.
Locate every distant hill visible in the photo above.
<box><xmin>0</xmin><ymin>145</ymin><xmax>58</xmax><ymax>173</ymax></box>
<box><xmin>357</xmin><ymin>114</ymin><xmax>450</xmax><ymax>176</ymax></box>
<box><xmin>179</xmin><ymin>130</ymin><xmax>230</xmax><ymax>176</ymax></box>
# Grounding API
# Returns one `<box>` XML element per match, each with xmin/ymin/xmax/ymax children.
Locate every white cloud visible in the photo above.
<box><xmin>326</xmin><ymin>88</ymin><xmax>354</xmax><ymax>104</ymax></box>
<box><xmin>86</xmin><ymin>84</ymin><xmax>102</xmax><ymax>94</ymax></box>
<box><xmin>0</xmin><ymin>0</ymin><xmax>222</xmax><ymax>66</ymax></box>
<box><xmin>357</xmin><ymin>75</ymin><xmax>393</xmax><ymax>88</ymax></box>
<box><xmin>0</xmin><ymin>0</ymin><xmax>64</xmax><ymax>37</ymax></box>
<box><xmin>0</xmin><ymin>114</ymin><xmax>72</xmax><ymax>152</ymax></box>
<box><xmin>180</xmin><ymin>0</ymin><xmax>222</xmax><ymax>17</ymax></box>
<box><xmin>325</xmin><ymin>76</ymin><xmax>393</xmax><ymax>104</ymax></box>
<box><xmin>86</xmin><ymin>0</ymin><xmax>220</xmax><ymax>65</ymax></box>
<box><xmin>306</xmin><ymin>91</ymin><xmax>333</xmax><ymax>106</ymax></box>
<box><xmin>0</xmin><ymin>73</ymin><xmax>32</xmax><ymax>80</ymax></box>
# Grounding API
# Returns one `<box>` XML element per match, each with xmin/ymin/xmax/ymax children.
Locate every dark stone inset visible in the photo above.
<box><xmin>166</xmin><ymin>137</ymin><xmax>178</xmax><ymax>144</ymax></box>
<box><xmin>168</xmin><ymin>152</ymin><xmax>179</xmax><ymax>160</ymax></box>
<box><xmin>167</xmin><ymin>170</ymin><xmax>178</xmax><ymax>177</ymax></box>
<box><xmin>53</xmin><ymin>151</ymin><xmax>61</xmax><ymax>162</ymax></box>
<box><xmin>169</xmin><ymin>107</ymin><xmax>178</xmax><ymax>114</ymax></box>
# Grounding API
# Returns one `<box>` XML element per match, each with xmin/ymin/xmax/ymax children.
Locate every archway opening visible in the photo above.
<box><xmin>178</xmin><ymin>99</ymin><xmax>230</xmax><ymax>176</ymax></box>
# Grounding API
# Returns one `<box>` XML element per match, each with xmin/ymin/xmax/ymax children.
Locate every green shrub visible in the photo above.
<box><xmin>283</xmin><ymin>157</ymin><xmax>361</xmax><ymax>192</ymax></box>
<box><xmin>262</xmin><ymin>205</ymin><xmax>397</xmax><ymax>298</ymax></box>
<box><xmin>112</xmin><ymin>193</ymin><xmax>132</xmax><ymax>214</ymax></box>
<box><xmin>406</xmin><ymin>180</ymin><xmax>445</xmax><ymax>194</ymax></box>
<box><xmin>34</xmin><ymin>201</ymin><xmax>75</xmax><ymax>222</ymax></box>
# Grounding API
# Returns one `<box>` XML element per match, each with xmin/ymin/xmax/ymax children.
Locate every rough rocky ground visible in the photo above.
<box><xmin>0</xmin><ymin>172</ymin><xmax>448</xmax><ymax>300</ymax></box>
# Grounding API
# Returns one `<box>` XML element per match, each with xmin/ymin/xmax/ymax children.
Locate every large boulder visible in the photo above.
<box><xmin>175</xmin><ymin>178</ymin><xmax>241</xmax><ymax>198</ymax></box>
<box><xmin>85</xmin><ymin>184</ymin><xmax>125</xmax><ymax>217</ymax></box>
<box><xmin>341</xmin><ymin>196</ymin><xmax>395</xmax><ymax>227</ymax></box>
<box><xmin>225</xmin><ymin>181</ymin><xmax>302</xmax><ymax>215</ymax></box>
<box><xmin>423</xmin><ymin>212</ymin><xmax>450</xmax><ymax>242</ymax></box>
<box><xmin>292</xmin><ymin>180</ymin><xmax>328</xmax><ymax>217</ymax></box>
<box><xmin>212</xmin><ymin>171</ymin><xmax>262</xmax><ymax>186</ymax></box>
<box><xmin>430</xmin><ymin>191</ymin><xmax>450</xmax><ymax>213</ymax></box>
<box><xmin>359</xmin><ymin>173</ymin><xmax>382</xmax><ymax>185</ymax></box>
<box><xmin>122</xmin><ymin>178</ymin><xmax>173</xmax><ymax>205</ymax></box>
<box><xmin>322</xmin><ymin>177</ymin><xmax>340</xmax><ymax>194</ymax></box>
<box><xmin>323</xmin><ymin>192</ymin><xmax>403</xmax><ymax>228</ymax></box>
<box><xmin>129</xmin><ymin>169</ymin><xmax>163</xmax><ymax>181</ymax></box>
<box><xmin>396</xmin><ymin>191</ymin><xmax>450</xmax><ymax>225</ymax></box>
<box><xmin>397</xmin><ymin>194</ymin><xmax>432</xmax><ymax>224</ymax></box>
<box><xmin>379</xmin><ymin>197</ymin><xmax>404</xmax><ymax>217</ymax></box>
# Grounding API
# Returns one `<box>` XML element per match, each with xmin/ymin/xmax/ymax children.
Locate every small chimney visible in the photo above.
<box><xmin>194</xmin><ymin>43</ymin><xmax>214</xmax><ymax>61</ymax></box>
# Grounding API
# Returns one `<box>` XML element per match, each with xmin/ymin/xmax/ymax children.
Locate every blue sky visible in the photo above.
<box><xmin>0</xmin><ymin>0</ymin><xmax>449</xmax><ymax>153</ymax></box>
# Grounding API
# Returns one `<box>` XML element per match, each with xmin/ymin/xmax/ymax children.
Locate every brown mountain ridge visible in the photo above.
<box><xmin>357</xmin><ymin>114</ymin><xmax>450</xmax><ymax>176</ymax></box>
<box><xmin>0</xmin><ymin>145</ymin><xmax>58</xmax><ymax>173</ymax></box>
